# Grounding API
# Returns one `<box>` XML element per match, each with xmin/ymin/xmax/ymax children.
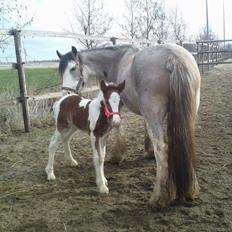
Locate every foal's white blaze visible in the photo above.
<box><xmin>109</xmin><ymin>92</ymin><xmax>121</xmax><ymax>126</ymax></box>
<box><xmin>79</xmin><ymin>98</ymin><xmax>91</xmax><ymax>108</ymax></box>
<box><xmin>62</xmin><ymin>60</ymin><xmax>80</xmax><ymax>95</ymax></box>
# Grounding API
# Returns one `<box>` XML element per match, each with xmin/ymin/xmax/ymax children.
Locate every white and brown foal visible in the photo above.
<box><xmin>45</xmin><ymin>80</ymin><xmax>125</xmax><ymax>194</ymax></box>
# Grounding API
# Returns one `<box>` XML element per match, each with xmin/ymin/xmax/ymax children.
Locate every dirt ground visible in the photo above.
<box><xmin>0</xmin><ymin>63</ymin><xmax>232</xmax><ymax>232</ymax></box>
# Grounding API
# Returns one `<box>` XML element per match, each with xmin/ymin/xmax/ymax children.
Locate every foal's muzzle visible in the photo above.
<box><xmin>104</xmin><ymin>106</ymin><xmax>121</xmax><ymax>127</ymax></box>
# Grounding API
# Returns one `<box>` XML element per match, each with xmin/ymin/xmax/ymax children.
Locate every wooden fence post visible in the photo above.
<box><xmin>12</xmin><ymin>29</ymin><xmax>30</xmax><ymax>132</ymax></box>
<box><xmin>110</xmin><ymin>37</ymin><xmax>117</xmax><ymax>45</ymax></box>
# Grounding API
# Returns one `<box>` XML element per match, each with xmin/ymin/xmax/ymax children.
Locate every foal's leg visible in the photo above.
<box><xmin>63</xmin><ymin>128</ymin><xmax>78</xmax><ymax>167</ymax></box>
<box><xmin>90</xmin><ymin>133</ymin><xmax>109</xmax><ymax>194</ymax></box>
<box><xmin>99</xmin><ymin>136</ymin><xmax>108</xmax><ymax>186</ymax></box>
<box><xmin>45</xmin><ymin>129</ymin><xmax>62</xmax><ymax>180</ymax></box>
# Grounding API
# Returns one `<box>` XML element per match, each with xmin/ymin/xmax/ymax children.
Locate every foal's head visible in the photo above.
<box><xmin>56</xmin><ymin>46</ymin><xmax>85</xmax><ymax>95</ymax></box>
<box><xmin>100</xmin><ymin>80</ymin><xmax>126</xmax><ymax>127</ymax></box>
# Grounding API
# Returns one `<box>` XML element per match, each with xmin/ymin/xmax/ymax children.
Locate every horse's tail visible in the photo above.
<box><xmin>166</xmin><ymin>54</ymin><xmax>198</xmax><ymax>201</ymax></box>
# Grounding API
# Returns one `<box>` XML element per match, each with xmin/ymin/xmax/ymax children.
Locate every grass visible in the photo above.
<box><xmin>0</xmin><ymin>68</ymin><xmax>60</xmax><ymax>98</ymax></box>
<box><xmin>0</xmin><ymin>67</ymin><xmax>98</xmax><ymax>133</ymax></box>
<box><xmin>0</xmin><ymin>67</ymin><xmax>60</xmax><ymax>133</ymax></box>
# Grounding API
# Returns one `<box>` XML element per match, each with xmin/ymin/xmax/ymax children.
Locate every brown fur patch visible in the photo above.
<box><xmin>57</xmin><ymin>95</ymin><xmax>90</xmax><ymax>132</ymax></box>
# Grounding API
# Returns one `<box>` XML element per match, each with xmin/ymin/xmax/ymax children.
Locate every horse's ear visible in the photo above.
<box><xmin>100</xmin><ymin>80</ymin><xmax>107</xmax><ymax>93</ymax></box>
<box><xmin>71</xmin><ymin>46</ymin><xmax>78</xmax><ymax>57</ymax></box>
<box><xmin>56</xmin><ymin>50</ymin><xmax>63</xmax><ymax>59</ymax></box>
<box><xmin>118</xmin><ymin>80</ymin><xmax>126</xmax><ymax>93</ymax></box>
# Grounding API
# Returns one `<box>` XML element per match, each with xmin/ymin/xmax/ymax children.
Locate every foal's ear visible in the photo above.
<box><xmin>118</xmin><ymin>80</ymin><xmax>126</xmax><ymax>93</ymax></box>
<box><xmin>56</xmin><ymin>50</ymin><xmax>63</xmax><ymax>59</ymax></box>
<box><xmin>71</xmin><ymin>46</ymin><xmax>78</xmax><ymax>57</ymax></box>
<box><xmin>100</xmin><ymin>80</ymin><xmax>107</xmax><ymax>93</ymax></box>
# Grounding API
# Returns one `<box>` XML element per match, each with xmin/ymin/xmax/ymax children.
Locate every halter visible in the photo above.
<box><xmin>104</xmin><ymin>105</ymin><xmax>120</xmax><ymax>118</ymax></box>
<box><xmin>61</xmin><ymin>54</ymin><xmax>84</xmax><ymax>94</ymax></box>
<box><xmin>61</xmin><ymin>77</ymin><xmax>84</xmax><ymax>94</ymax></box>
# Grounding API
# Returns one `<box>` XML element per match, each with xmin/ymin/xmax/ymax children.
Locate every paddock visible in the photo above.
<box><xmin>0</xmin><ymin>63</ymin><xmax>231</xmax><ymax>231</ymax></box>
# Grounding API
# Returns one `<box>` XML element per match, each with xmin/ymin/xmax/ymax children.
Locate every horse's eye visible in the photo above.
<box><xmin>70</xmin><ymin>67</ymin><xmax>76</xmax><ymax>72</ymax></box>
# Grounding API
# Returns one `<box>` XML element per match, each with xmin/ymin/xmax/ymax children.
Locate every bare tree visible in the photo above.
<box><xmin>0</xmin><ymin>0</ymin><xmax>33</xmax><ymax>50</ymax></box>
<box><xmin>197</xmin><ymin>26</ymin><xmax>218</xmax><ymax>41</ymax></box>
<box><xmin>152</xmin><ymin>2</ymin><xmax>169</xmax><ymax>42</ymax></box>
<box><xmin>121</xmin><ymin>0</ymin><xmax>169</xmax><ymax>44</ymax></box>
<box><xmin>67</xmin><ymin>0</ymin><xmax>113</xmax><ymax>49</ymax></box>
<box><xmin>168</xmin><ymin>8</ymin><xmax>186</xmax><ymax>42</ymax></box>
<box><xmin>121</xmin><ymin>0</ymin><xmax>140</xmax><ymax>39</ymax></box>
<box><xmin>137</xmin><ymin>0</ymin><xmax>155</xmax><ymax>40</ymax></box>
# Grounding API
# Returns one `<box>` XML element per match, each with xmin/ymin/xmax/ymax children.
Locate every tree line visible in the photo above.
<box><xmin>0</xmin><ymin>0</ymin><xmax>218</xmax><ymax>50</ymax></box>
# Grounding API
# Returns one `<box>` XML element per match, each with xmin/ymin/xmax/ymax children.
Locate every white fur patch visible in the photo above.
<box><xmin>79</xmin><ymin>98</ymin><xmax>91</xmax><ymax>109</ymax></box>
<box><xmin>62</xmin><ymin>60</ymin><xmax>79</xmax><ymax>90</ymax></box>
<box><xmin>88</xmin><ymin>98</ymin><xmax>102</xmax><ymax>131</ymax></box>
<box><xmin>53</xmin><ymin>93</ymin><xmax>77</xmax><ymax>121</ymax></box>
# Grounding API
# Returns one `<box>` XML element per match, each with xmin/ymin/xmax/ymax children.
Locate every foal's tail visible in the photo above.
<box><xmin>166</xmin><ymin>54</ymin><xmax>198</xmax><ymax>201</ymax></box>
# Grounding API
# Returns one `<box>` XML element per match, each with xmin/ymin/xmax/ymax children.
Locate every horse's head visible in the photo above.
<box><xmin>100</xmin><ymin>80</ymin><xmax>125</xmax><ymax>127</ymax></box>
<box><xmin>56</xmin><ymin>46</ymin><xmax>85</xmax><ymax>95</ymax></box>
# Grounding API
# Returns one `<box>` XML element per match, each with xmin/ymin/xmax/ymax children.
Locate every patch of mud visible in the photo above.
<box><xmin>0</xmin><ymin>64</ymin><xmax>232</xmax><ymax>231</ymax></box>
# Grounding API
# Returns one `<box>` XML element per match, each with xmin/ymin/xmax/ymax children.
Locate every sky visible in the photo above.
<box><xmin>1</xmin><ymin>0</ymin><xmax>232</xmax><ymax>62</ymax></box>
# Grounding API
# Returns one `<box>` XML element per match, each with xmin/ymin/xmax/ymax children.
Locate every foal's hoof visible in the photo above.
<box><xmin>99</xmin><ymin>185</ymin><xmax>109</xmax><ymax>194</ymax></box>
<box><xmin>45</xmin><ymin>167</ymin><xmax>56</xmax><ymax>181</ymax></box>
<box><xmin>47</xmin><ymin>173</ymin><xmax>56</xmax><ymax>181</ymax></box>
<box><xmin>104</xmin><ymin>177</ymin><xmax>108</xmax><ymax>186</ymax></box>
<box><xmin>70</xmin><ymin>159</ymin><xmax>78</xmax><ymax>167</ymax></box>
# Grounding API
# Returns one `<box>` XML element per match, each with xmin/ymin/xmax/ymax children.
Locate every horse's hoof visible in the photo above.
<box><xmin>99</xmin><ymin>185</ymin><xmax>109</xmax><ymax>194</ymax></box>
<box><xmin>70</xmin><ymin>159</ymin><xmax>78</xmax><ymax>167</ymax></box>
<box><xmin>148</xmin><ymin>193</ymin><xmax>170</xmax><ymax>210</ymax></box>
<box><xmin>145</xmin><ymin>151</ymin><xmax>155</xmax><ymax>160</ymax></box>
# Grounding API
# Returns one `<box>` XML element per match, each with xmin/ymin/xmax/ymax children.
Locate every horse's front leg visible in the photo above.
<box><xmin>144</xmin><ymin>121</ymin><xmax>154</xmax><ymax>158</ymax></box>
<box><xmin>90</xmin><ymin>133</ymin><xmax>109</xmax><ymax>194</ymax></box>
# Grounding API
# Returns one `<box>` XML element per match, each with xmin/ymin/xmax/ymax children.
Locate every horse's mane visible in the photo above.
<box><xmin>80</xmin><ymin>44</ymin><xmax>136</xmax><ymax>53</ymax></box>
<box><xmin>58</xmin><ymin>52</ymin><xmax>73</xmax><ymax>76</ymax></box>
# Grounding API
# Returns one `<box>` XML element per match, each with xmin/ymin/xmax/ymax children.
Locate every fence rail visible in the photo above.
<box><xmin>196</xmin><ymin>39</ymin><xmax>232</xmax><ymax>73</ymax></box>
<box><xmin>1</xmin><ymin>28</ymin><xmax>232</xmax><ymax>132</ymax></box>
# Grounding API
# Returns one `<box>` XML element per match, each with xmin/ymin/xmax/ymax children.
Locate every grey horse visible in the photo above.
<box><xmin>56</xmin><ymin>44</ymin><xmax>201</xmax><ymax>209</ymax></box>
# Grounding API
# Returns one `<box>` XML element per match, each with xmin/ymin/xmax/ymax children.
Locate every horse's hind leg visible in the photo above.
<box><xmin>144</xmin><ymin>119</ymin><xmax>172</xmax><ymax>209</ymax></box>
<box><xmin>45</xmin><ymin>129</ymin><xmax>62</xmax><ymax>180</ymax></box>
